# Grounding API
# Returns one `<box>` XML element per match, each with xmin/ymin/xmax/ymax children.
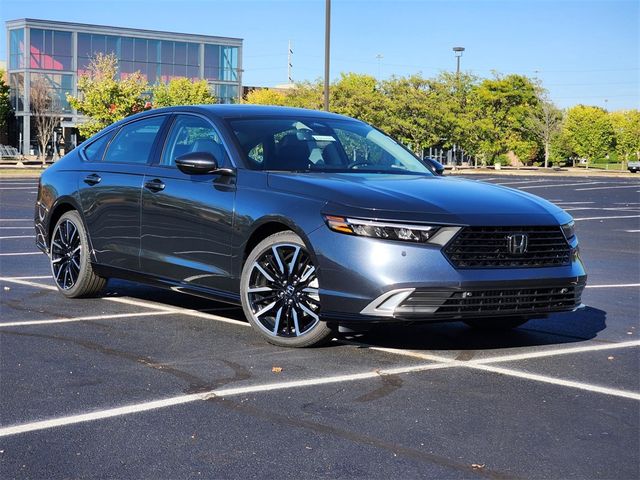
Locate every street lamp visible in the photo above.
<box><xmin>324</xmin><ymin>0</ymin><xmax>331</xmax><ymax>111</ymax></box>
<box><xmin>453</xmin><ymin>46</ymin><xmax>465</xmax><ymax>74</ymax></box>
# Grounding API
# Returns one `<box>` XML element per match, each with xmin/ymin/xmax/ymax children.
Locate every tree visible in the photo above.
<box><xmin>466</xmin><ymin>74</ymin><xmax>540</xmax><ymax>164</ymax></box>
<box><xmin>563</xmin><ymin>105</ymin><xmax>615</xmax><ymax>166</ymax></box>
<box><xmin>609</xmin><ymin>110</ymin><xmax>640</xmax><ymax>163</ymax></box>
<box><xmin>331</xmin><ymin>73</ymin><xmax>388</xmax><ymax>127</ymax></box>
<box><xmin>244</xmin><ymin>87</ymin><xmax>289</xmax><ymax>106</ymax></box>
<box><xmin>525</xmin><ymin>100</ymin><xmax>563</xmax><ymax>168</ymax></box>
<box><xmin>67</xmin><ymin>53</ymin><xmax>149</xmax><ymax>138</ymax></box>
<box><xmin>0</xmin><ymin>71</ymin><xmax>13</xmax><ymax>143</ymax></box>
<box><xmin>152</xmin><ymin>77</ymin><xmax>216</xmax><ymax>107</ymax></box>
<box><xmin>30</xmin><ymin>77</ymin><xmax>61</xmax><ymax>164</ymax></box>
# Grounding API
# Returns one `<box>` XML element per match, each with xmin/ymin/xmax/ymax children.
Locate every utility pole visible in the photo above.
<box><xmin>453</xmin><ymin>46</ymin><xmax>465</xmax><ymax>75</ymax></box>
<box><xmin>375</xmin><ymin>54</ymin><xmax>383</xmax><ymax>80</ymax></box>
<box><xmin>324</xmin><ymin>0</ymin><xmax>331</xmax><ymax>111</ymax></box>
<box><xmin>288</xmin><ymin>40</ymin><xmax>293</xmax><ymax>84</ymax></box>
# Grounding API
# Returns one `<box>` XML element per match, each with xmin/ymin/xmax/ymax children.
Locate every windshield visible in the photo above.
<box><xmin>228</xmin><ymin>117</ymin><xmax>433</xmax><ymax>175</ymax></box>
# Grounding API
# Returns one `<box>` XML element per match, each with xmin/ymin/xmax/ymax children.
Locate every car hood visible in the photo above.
<box><xmin>267</xmin><ymin>172</ymin><xmax>571</xmax><ymax>226</ymax></box>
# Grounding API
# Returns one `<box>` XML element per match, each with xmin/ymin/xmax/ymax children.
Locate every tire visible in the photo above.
<box><xmin>240</xmin><ymin>231</ymin><xmax>334</xmax><ymax>347</ymax></box>
<box><xmin>50</xmin><ymin>210</ymin><xmax>107</xmax><ymax>298</ymax></box>
<box><xmin>463</xmin><ymin>317</ymin><xmax>529</xmax><ymax>330</ymax></box>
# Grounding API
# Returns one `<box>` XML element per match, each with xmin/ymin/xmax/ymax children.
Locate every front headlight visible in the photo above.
<box><xmin>561</xmin><ymin>220</ymin><xmax>576</xmax><ymax>240</ymax></box>
<box><xmin>323</xmin><ymin>215</ymin><xmax>441</xmax><ymax>243</ymax></box>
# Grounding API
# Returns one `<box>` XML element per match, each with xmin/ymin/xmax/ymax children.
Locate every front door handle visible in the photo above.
<box><xmin>83</xmin><ymin>173</ymin><xmax>101</xmax><ymax>186</ymax></box>
<box><xmin>144</xmin><ymin>178</ymin><xmax>166</xmax><ymax>192</ymax></box>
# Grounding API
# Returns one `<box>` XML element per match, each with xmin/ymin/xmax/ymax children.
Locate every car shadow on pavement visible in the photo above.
<box><xmin>351</xmin><ymin>307</ymin><xmax>607</xmax><ymax>352</ymax></box>
<box><xmin>101</xmin><ymin>279</ymin><xmax>607</xmax><ymax>352</ymax></box>
<box><xmin>102</xmin><ymin>279</ymin><xmax>248</xmax><ymax>322</ymax></box>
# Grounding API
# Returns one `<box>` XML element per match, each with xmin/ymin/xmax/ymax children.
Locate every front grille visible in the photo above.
<box><xmin>444</xmin><ymin>226</ymin><xmax>571</xmax><ymax>268</ymax></box>
<box><xmin>395</xmin><ymin>284</ymin><xmax>584</xmax><ymax>318</ymax></box>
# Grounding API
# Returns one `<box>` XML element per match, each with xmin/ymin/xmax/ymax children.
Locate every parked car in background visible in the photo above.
<box><xmin>628</xmin><ymin>161</ymin><xmax>640</xmax><ymax>173</ymax></box>
<box><xmin>34</xmin><ymin>105</ymin><xmax>587</xmax><ymax>347</ymax></box>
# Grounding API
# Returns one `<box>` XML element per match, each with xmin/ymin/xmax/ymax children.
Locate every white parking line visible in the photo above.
<box><xmin>0</xmin><ymin>252</ymin><xmax>41</xmax><ymax>256</ymax></box>
<box><xmin>553</xmin><ymin>201</ymin><xmax>595</xmax><ymax>205</ymax></box>
<box><xmin>574</xmin><ymin>215</ymin><xmax>640</xmax><ymax>221</ymax></box>
<box><xmin>520</xmin><ymin>182</ymin><xmax>608</xmax><ymax>189</ymax></box>
<box><xmin>0</xmin><ymin>235</ymin><xmax>34</xmax><ymax>239</ymax></box>
<box><xmin>0</xmin><ymin>311</ymin><xmax>173</xmax><ymax>327</ymax></box>
<box><xmin>468</xmin><ymin>364</ymin><xmax>640</xmax><ymax>401</ymax></box>
<box><xmin>496</xmin><ymin>180</ymin><xmax>549</xmax><ymax>186</ymax></box>
<box><xmin>0</xmin><ymin>361</ymin><xmax>455</xmax><ymax>438</ymax></box>
<box><xmin>0</xmin><ymin>226</ymin><xmax>34</xmax><ymax>230</ymax></box>
<box><xmin>0</xmin><ymin>277</ymin><xmax>250</xmax><ymax>328</ymax></box>
<box><xmin>575</xmin><ymin>185</ymin><xmax>640</xmax><ymax>191</ymax></box>
<box><xmin>624</xmin><ymin>230</ymin><xmax>640</xmax><ymax>233</ymax></box>
<box><xmin>0</xmin><ymin>187</ymin><xmax>39</xmax><ymax>190</ymax></box>
<box><xmin>0</xmin><ymin>219</ymin><xmax>31</xmax><ymax>221</ymax></box>
<box><xmin>563</xmin><ymin>207</ymin><xmax>640</xmax><ymax>212</ymax></box>
<box><xmin>0</xmin><ymin>275</ymin><xmax>638</xmax><ymax>437</ymax></box>
<box><xmin>586</xmin><ymin>283</ymin><xmax>640</xmax><ymax>289</ymax></box>
<box><xmin>361</xmin><ymin>340</ymin><xmax>640</xmax><ymax>366</ymax></box>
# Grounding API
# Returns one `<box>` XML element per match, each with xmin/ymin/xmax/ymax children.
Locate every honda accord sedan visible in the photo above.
<box><xmin>35</xmin><ymin>105</ymin><xmax>587</xmax><ymax>347</ymax></box>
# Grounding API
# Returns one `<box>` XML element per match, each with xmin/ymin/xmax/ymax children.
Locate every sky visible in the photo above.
<box><xmin>2</xmin><ymin>0</ymin><xmax>638</xmax><ymax>110</ymax></box>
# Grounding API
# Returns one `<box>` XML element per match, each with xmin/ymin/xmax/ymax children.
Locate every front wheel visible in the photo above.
<box><xmin>240</xmin><ymin>231</ymin><xmax>334</xmax><ymax>347</ymax></box>
<box><xmin>463</xmin><ymin>317</ymin><xmax>529</xmax><ymax>330</ymax></box>
<box><xmin>50</xmin><ymin>210</ymin><xmax>107</xmax><ymax>298</ymax></box>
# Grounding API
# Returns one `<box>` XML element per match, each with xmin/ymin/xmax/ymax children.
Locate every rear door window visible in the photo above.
<box><xmin>103</xmin><ymin>116</ymin><xmax>166</xmax><ymax>165</ymax></box>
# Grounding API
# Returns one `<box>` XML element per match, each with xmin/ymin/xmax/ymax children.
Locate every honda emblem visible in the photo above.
<box><xmin>506</xmin><ymin>233</ymin><xmax>528</xmax><ymax>255</ymax></box>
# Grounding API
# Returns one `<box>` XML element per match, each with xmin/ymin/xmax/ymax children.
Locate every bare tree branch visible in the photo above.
<box><xmin>30</xmin><ymin>77</ymin><xmax>62</xmax><ymax>165</ymax></box>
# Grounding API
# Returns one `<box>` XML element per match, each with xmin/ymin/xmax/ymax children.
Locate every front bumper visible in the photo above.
<box><xmin>309</xmin><ymin>226</ymin><xmax>587</xmax><ymax>323</ymax></box>
<box><xmin>360</xmin><ymin>278</ymin><xmax>586</xmax><ymax>320</ymax></box>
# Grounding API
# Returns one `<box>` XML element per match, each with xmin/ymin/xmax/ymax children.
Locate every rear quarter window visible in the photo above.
<box><xmin>102</xmin><ymin>116</ymin><xmax>166</xmax><ymax>165</ymax></box>
<box><xmin>82</xmin><ymin>131</ymin><xmax>115</xmax><ymax>162</ymax></box>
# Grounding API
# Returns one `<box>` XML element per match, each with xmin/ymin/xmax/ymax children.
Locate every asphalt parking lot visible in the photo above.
<box><xmin>1</xmin><ymin>174</ymin><xmax>639</xmax><ymax>479</ymax></box>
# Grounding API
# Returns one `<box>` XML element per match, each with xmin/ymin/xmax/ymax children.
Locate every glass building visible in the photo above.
<box><xmin>6</xmin><ymin>18</ymin><xmax>243</xmax><ymax>154</ymax></box>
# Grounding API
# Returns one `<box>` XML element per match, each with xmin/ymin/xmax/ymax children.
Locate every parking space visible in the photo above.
<box><xmin>0</xmin><ymin>174</ymin><xmax>639</xmax><ymax>478</ymax></box>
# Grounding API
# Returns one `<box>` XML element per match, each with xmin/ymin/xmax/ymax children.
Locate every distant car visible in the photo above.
<box><xmin>628</xmin><ymin>161</ymin><xmax>640</xmax><ymax>173</ymax></box>
<box><xmin>34</xmin><ymin>105</ymin><xmax>587</xmax><ymax>347</ymax></box>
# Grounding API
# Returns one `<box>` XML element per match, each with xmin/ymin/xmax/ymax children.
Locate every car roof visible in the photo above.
<box><xmin>95</xmin><ymin>105</ymin><xmax>360</xmax><ymax>142</ymax></box>
<box><xmin>133</xmin><ymin>104</ymin><xmax>355</xmax><ymax>121</ymax></box>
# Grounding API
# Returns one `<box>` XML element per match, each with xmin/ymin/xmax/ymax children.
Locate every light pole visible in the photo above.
<box><xmin>324</xmin><ymin>0</ymin><xmax>331</xmax><ymax>111</ymax></box>
<box><xmin>453</xmin><ymin>46</ymin><xmax>465</xmax><ymax>75</ymax></box>
<box><xmin>375</xmin><ymin>53</ymin><xmax>383</xmax><ymax>80</ymax></box>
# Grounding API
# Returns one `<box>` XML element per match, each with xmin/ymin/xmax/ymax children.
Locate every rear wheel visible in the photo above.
<box><xmin>463</xmin><ymin>317</ymin><xmax>529</xmax><ymax>330</ymax></box>
<box><xmin>240</xmin><ymin>231</ymin><xmax>334</xmax><ymax>347</ymax></box>
<box><xmin>50</xmin><ymin>210</ymin><xmax>107</xmax><ymax>298</ymax></box>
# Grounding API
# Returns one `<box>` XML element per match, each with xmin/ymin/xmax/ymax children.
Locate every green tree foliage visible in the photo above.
<box><xmin>244</xmin><ymin>87</ymin><xmax>289</xmax><ymax>106</ymax></box>
<box><xmin>152</xmin><ymin>77</ymin><xmax>216</xmax><ymax>107</ymax></box>
<box><xmin>380</xmin><ymin>74</ymin><xmax>440</xmax><ymax>151</ymax></box>
<box><xmin>525</xmin><ymin>99</ymin><xmax>563</xmax><ymax>168</ymax></box>
<box><xmin>467</xmin><ymin>74</ymin><xmax>540</xmax><ymax>164</ymax></box>
<box><xmin>609</xmin><ymin>110</ymin><xmax>640</xmax><ymax>162</ymax></box>
<box><xmin>0</xmin><ymin>71</ymin><xmax>13</xmax><ymax>141</ymax></box>
<box><xmin>331</xmin><ymin>73</ymin><xmax>388</xmax><ymax>127</ymax></box>
<box><xmin>67</xmin><ymin>53</ymin><xmax>149</xmax><ymax>138</ymax></box>
<box><xmin>563</xmin><ymin>105</ymin><xmax>615</xmax><ymax>164</ymax></box>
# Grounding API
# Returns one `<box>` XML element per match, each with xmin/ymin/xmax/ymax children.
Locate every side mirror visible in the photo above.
<box><xmin>175</xmin><ymin>152</ymin><xmax>233</xmax><ymax>175</ymax></box>
<box><xmin>425</xmin><ymin>158</ymin><xmax>445</xmax><ymax>175</ymax></box>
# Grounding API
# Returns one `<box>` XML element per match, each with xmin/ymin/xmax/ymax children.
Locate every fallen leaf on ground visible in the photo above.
<box><xmin>272</xmin><ymin>366</ymin><xmax>283</xmax><ymax>373</ymax></box>
<box><xmin>471</xmin><ymin>464</ymin><xmax>485</xmax><ymax>469</ymax></box>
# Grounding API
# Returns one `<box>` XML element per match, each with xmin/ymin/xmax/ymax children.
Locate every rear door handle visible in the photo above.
<box><xmin>83</xmin><ymin>173</ymin><xmax>101</xmax><ymax>186</ymax></box>
<box><xmin>144</xmin><ymin>178</ymin><xmax>166</xmax><ymax>192</ymax></box>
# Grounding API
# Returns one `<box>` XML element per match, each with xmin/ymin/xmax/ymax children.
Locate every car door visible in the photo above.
<box><xmin>77</xmin><ymin>115</ymin><xmax>168</xmax><ymax>271</ymax></box>
<box><xmin>140</xmin><ymin>113</ymin><xmax>236</xmax><ymax>295</ymax></box>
